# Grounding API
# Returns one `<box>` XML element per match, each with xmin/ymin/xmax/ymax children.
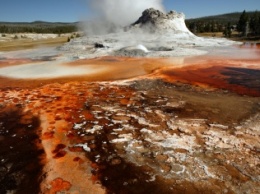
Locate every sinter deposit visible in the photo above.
<box><xmin>0</xmin><ymin>7</ymin><xmax>259</xmax><ymax>194</ymax></box>
<box><xmin>61</xmin><ymin>8</ymin><xmax>239</xmax><ymax>59</ymax></box>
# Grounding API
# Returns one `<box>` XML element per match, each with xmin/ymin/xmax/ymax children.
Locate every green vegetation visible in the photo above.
<box><xmin>186</xmin><ymin>10</ymin><xmax>260</xmax><ymax>39</ymax></box>
<box><xmin>237</xmin><ymin>10</ymin><xmax>249</xmax><ymax>36</ymax></box>
<box><xmin>1</xmin><ymin>11</ymin><xmax>259</xmax><ymax>41</ymax></box>
<box><xmin>223</xmin><ymin>22</ymin><xmax>232</xmax><ymax>38</ymax></box>
<box><xmin>0</xmin><ymin>21</ymin><xmax>78</xmax><ymax>34</ymax></box>
<box><xmin>186</xmin><ymin>12</ymin><xmax>242</xmax><ymax>33</ymax></box>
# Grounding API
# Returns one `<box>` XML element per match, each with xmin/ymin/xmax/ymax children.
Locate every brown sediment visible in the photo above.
<box><xmin>156</xmin><ymin>58</ymin><xmax>260</xmax><ymax>97</ymax></box>
<box><xmin>160</xmin><ymin>65</ymin><xmax>260</xmax><ymax>97</ymax></box>
<box><xmin>1</xmin><ymin>54</ymin><xmax>259</xmax><ymax>97</ymax></box>
<box><xmin>0</xmin><ymin>58</ymin><xmax>42</xmax><ymax>68</ymax></box>
<box><xmin>0</xmin><ymin>49</ymin><xmax>260</xmax><ymax>193</ymax></box>
<box><xmin>0</xmin><ymin>78</ymin><xmax>259</xmax><ymax>193</ymax></box>
<box><xmin>42</xmin><ymin>131</ymin><xmax>55</xmax><ymax>140</ymax></box>
<box><xmin>49</xmin><ymin>178</ymin><xmax>72</xmax><ymax>194</ymax></box>
<box><xmin>46</xmin><ymin>79</ymin><xmax>258</xmax><ymax>194</ymax></box>
<box><xmin>0</xmin><ymin>105</ymin><xmax>44</xmax><ymax>194</ymax></box>
<box><xmin>0</xmin><ymin>81</ymin><xmax>108</xmax><ymax>193</ymax></box>
<box><xmin>52</xmin><ymin>144</ymin><xmax>67</xmax><ymax>159</ymax></box>
<box><xmin>0</xmin><ymin>56</ymin><xmax>172</xmax><ymax>89</ymax></box>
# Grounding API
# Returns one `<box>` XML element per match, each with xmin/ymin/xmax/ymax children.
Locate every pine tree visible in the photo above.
<box><xmin>237</xmin><ymin>10</ymin><xmax>249</xmax><ymax>36</ymax></box>
<box><xmin>223</xmin><ymin>22</ymin><xmax>232</xmax><ymax>38</ymax></box>
<box><xmin>258</xmin><ymin>15</ymin><xmax>260</xmax><ymax>35</ymax></box>
<box><xmin>249</xmin><ymin>11</ymin><xmax>259</xmax><ymax>35</ymax></box>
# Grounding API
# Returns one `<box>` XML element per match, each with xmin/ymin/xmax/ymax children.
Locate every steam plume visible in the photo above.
<box><xmin>85</xmin><ymin>0</ymin><xmax>165</xmax><ymax>34</ymax></box>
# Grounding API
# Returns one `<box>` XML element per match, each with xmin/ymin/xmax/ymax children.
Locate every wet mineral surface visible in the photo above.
<box><xmin>0</xmin><ymin>44</ymin><xmax>259</xmax><ymax>194</ymax></box>
<box><xmin>0</xmin><ymin>104</ymin><xmax>44</xmax><ymax>194</ymax></box>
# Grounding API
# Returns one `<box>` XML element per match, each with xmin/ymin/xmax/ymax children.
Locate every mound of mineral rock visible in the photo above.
<box><xmin>60</xmin><ymin>8</ymin><xmax>239</xmax><ymax>59</ymax></box>
<box><xmin>130</xmin><ymin>8</ymin><xmax>193</xmax><ymax>35</ymax></box>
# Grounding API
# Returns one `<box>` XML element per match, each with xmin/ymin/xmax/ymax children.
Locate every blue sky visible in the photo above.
<box><xmin>0</xmin><ymin>0</ymin><xmax>259</xmax><ymax>22</ymax></box>
<box><xmin>165</xmin><ymin>0</ymin><xmax>260</xmax><ymax>19</ymax></box>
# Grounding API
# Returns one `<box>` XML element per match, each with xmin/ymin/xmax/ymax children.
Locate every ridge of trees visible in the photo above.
<box><xmin>1</xmin><ymin>10</ymin><xmax>260</xmax><ymax>37</ymax></box>
<box><xmin>186</xmin><ymin>12</ymin><xmax>250</xmax><ymax>23</ymax></box>
<box><xmin>0</xmin><ymin>21</ymin><xmax>78</xmax><ymax>34</ymax></box>
<box><xmin>186</xmin><ymin>10</ymin><xmax>260</xmax><ymax>38</ymax></box>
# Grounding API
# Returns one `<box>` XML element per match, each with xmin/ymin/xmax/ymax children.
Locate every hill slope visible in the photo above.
<box><xmin>186</xmin><ymin>11</ymin><xmax>257</xmax><ymax>24</ymax></box>
<box><xmin>0</xmin><ymin>21</ymin><xmax>78</xmax><ymax>34</ymax></box>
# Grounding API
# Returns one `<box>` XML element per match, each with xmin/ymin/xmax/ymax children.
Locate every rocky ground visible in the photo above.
<box><xmin>0</xmin><ymin>76</ymin><xmax>259</xmax><ymax>194</ymax></box>
<box><xmin>0</xmin><ymin>8</ymin><xmax>259</xmax><ymax>194</ymax></box>
<box><xmin>60</xmin><ymin>8</ymin><xmax>240</xmax><ymax>60</ymax></box>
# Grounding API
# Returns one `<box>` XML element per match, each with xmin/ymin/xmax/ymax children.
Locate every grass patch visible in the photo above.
<box><xmin>0</xmin><ymin>36</ymin><xmax>68</xmax><ymax>51</ymax></box>
<box><xmin>196</xmin><ymin>32</ymin><xmax>225</xmax><ymax>38</ymax></box>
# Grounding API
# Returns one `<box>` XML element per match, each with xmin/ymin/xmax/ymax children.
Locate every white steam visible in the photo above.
<box><xmin>85</xmin><ymin>0</ymin><xmax>165</xmax><ymax>34</ymax></box>
<box><xmin>89</xmin><ymin>0</ymin><xmax>165</xmax><ymax>26</ymax></box>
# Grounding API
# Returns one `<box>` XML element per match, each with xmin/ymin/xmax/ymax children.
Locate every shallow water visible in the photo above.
<box><xmin>0</xmin><ymin>44</ymin><xmax>259</xmax><ymax>95</ymax></box>
<box><xmin>0</xmin><ymin>44</ymin><xmax>259</xmax><ymax>193</ymax></box>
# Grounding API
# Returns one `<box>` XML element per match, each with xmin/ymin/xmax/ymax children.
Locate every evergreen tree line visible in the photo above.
<box><xmin>186</xmin><ymin>21</ymin><xmax>227</xmax><ymax>34</ymax></box>
<box><xmin>186</xmin><ymin>10</ymin><xmax>260</xmax><ymax>37</ymax></box>
<box><xmin>237</xmin><ymin>10</ymin><xmax>260</xmax><ymax>36</ymax></box>
<box><xmin>0</xmin><ymin>23</ymin><xmax>78</xmax><ymax>34</ymax></box>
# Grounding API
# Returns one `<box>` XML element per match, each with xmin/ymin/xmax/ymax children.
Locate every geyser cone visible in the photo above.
<box><xmin>130</xmin><ymin>8</ymin><xmax>194</xmax><ymax>35</ymax></box>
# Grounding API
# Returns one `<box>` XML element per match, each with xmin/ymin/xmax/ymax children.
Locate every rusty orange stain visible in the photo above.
<box><xmin>42</xmin><ymin>131</ymin><xmax>55</xmax><ymax>140</ymax></box>
<box><xmin>153</xmin><ymin>57</ymin><xmax>260</xmax><ymax>97</ymax></box>
<box><xmin>49</xmin><ymin>178</ymin><xmax>72</xmax><ymax>194</ymax></box>
<box><xmin>0</xmin><ymin>50</ymin><xmax>260</xmax><ymax>193</ymax></box>
<box><xmin>82</xmin><ymin>110</ymin><xmax>95</xmax><ymax>120</ymax></box>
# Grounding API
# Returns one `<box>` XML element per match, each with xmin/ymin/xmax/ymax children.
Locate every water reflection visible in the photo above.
<box><xmin>206</xmin><ymin>43</ymin><xmax>260</xmax><ymax>60</ymax></box>
<box><xmin>242</xmin><ymin>42</ymin><xmax>260</xmax><ymax>48</ymax></box>
<box><xmin>0</xmin><ymin>44</ymin><xmax>259</xmax><ymax>93</ymax></box>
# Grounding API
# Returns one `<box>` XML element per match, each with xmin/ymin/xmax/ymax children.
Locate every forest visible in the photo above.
<box><xmin>0</xmin><ymin>11</ymin><xmax>260</xmax><ymax>39</ymax></box>
<box><xmin>0</xmin><ymin>21</ymin><xmax>78</xmax><ymax>34</ymax></box>
<box><xmin>186</xmin><ymin>10</ymin><xmax>260</xmax><ymax>37</ymax></box>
